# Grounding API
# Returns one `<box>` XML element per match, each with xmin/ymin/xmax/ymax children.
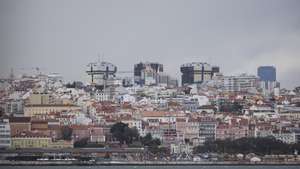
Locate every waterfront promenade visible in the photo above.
<box><xmin>1</xmin><ymin>160</ymin><xmax>300</xmax><ymax>166</ymax></box>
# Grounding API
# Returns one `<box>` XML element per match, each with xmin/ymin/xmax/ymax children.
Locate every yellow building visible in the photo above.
<box><xmin>11</xmin><ymin>131</ymin><xmax>51</xmax><ymax>149</ymax></box>
<box><xmin>28</xmin><ymin>92</ymin><xmax>52</xmax><ymax>105</ymax></box>
<box><xmin>49</xmin><ymin>140</ymin><xmax>74</xmax><ymax>148</ymax></box>
<box><xmin>24</xmin><ymin>104</ymin><xmax>81</xmax><ymax>117</ymax></box>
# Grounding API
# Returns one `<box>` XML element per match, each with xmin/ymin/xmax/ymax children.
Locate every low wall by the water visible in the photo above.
<box><xmin>1</xmin><ymin>160</ymin><xmax>300</xmax><ymax>166</ymax></box>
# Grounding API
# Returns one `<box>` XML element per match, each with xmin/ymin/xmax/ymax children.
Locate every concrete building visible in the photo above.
<box><xmin>222</xmin><ymin>74</ymin><xmax>258</xmax><ymax>92</ymax></box>
<box><xmin>249</xmin><ymin>105</ymin><xmax>277</xmax><ymax>118</ymax></box>
<box><xmin>199</xmin><ymin>117</ymin><xmax>217</xmax><ymax>142</ymax></box>
<box><xmin>157</xmin><ymin>73</ymin><xmax>178</xmax><ymax>87</ymax></box>
<box><xmin>134</xmin><ymin>62</ymin><xmax>163</xmax><ymax>85</ymax></box>
<box><xmin>279</xmin><ymin>106</ymin><xmax>300</xmax><ymax>120</ymax></box>
<box><xmin>259</xmin><ymin>81</ymin><xmax>280</xmax><ymax>96</ymax></box>
<box><xmin>4</xmin><ymin>99</ymin><xmax>24</xmax><ymax>116</ymax></box>
<box><xmin>180</xmin><ymin>62</ymin><xmax>219</xmax><ymax>86</ymax></box>
<box><xmin>0</xmin><ymin>118</ymin><xmax>11</xmax><ymax>148</ymax></box>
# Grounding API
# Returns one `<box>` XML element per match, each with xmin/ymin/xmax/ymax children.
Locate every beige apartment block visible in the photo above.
<box><xmin>24</xmin><ymin>104</ymin><xmax>81</xmax><ymax>117</ymax></box>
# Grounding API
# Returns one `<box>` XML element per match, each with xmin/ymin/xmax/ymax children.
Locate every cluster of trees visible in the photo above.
<box><xmin>0</xmin><ymin>107</ymin><xmax>4</xmax><ymax>117</ymax></box>
<box><xmin>110</xmin><ymin>122</ymin><xmax>139</xmax><ymax>145</ymax></box>
<box><xmin>219</xmin><ymin>101</ymin><xmax>243</xmax><ymax>113</ymax></box>
<box><xmin>110</xmin><ymin>122</ymin><xmax>167</xmax><ymax>154</ymax></box>
<box><xmin>141</xmin><ymin>133</ymin><xmax>168</xmax><ymax>155</ymax></box>
<box><xmin>61</xmin><ymin>126</ymin><xmax>73</xmax><ymax>140</ymax></box>
<box><xmin>194</xmin><ymin>137</ymin><xmax>300</xmax><ymax>155</ymax></box>
<box><xmin>73</xmin><ymin>138</ymin><xmax>105</xmax><ymax>148</ymax></box>
<box><xmin>74</xmin><ymin>137</ymin><xmax>89</xmax><ymax>148</ymax></box>
<box><xmin>65</xmin><ymin>81</ymin><xmax>84</xmax><ymax>89</ymax></box>
<box><xmin>59</xmin><ymin>122</ymin><xmax>167</xmax><ymax>155</ymax></box>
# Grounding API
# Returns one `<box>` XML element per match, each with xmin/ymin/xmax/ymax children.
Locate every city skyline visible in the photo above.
<box><xmin>1</xmin><ymin>0</ymin><xmax>300</xmax><ymax>89</ymax></box>
<box><xmin>2</xmin><ymin>0</ymin><xmax>300</xmax><ymax>166</ymax></box>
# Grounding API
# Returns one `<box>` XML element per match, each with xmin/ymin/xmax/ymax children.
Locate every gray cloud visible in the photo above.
<box><xmin>1</xmin><ymin>0</ymin><xmax>300</xmax><ymax>89</ymax></box>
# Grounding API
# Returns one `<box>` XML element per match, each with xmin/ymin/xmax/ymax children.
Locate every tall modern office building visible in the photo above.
<box><xmin>257</xmin><ymin>66</ymin><xmax>276</xmax><ymax>81</ymax></box>
<box><xmin>180</xmin><ymin>62</ymin><xmax>220</xmax><ymax>86</ymax></box>
<box><xmin>257</xmin><ymin>66</ymin><xmax>279</xmax><ymax>96</ymax></box>
<box><xmin>134</xmin><ymin>62</ymin><xmax>163</xmax><ymax>85</ymax></box>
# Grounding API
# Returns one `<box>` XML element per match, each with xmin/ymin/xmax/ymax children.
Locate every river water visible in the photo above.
<box><xmin>1</xmin><ymin>166</ymin><xmax>299</xmax><ymax>169</ymax></box>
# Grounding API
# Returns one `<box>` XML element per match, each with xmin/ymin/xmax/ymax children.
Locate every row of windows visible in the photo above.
<box><xmin>200</xmin><ymin>131</ymin><xmax>215</xmax><ymax>133</ymax></box>
<box><xmin>0</xmin><ymin>130</ymin><xmax>10</xmax><ymax>133</ymax></box>
<box><xmin>0</xmin><ymin>140</ymin><xmax>10</xmax><ymax>143</ymax></box>
<box><xmin>14</xmin><ymin>140</ymin><xmax>49</xmax><ymax>144</ymax></box>
<box><xmin>14</xmin><ymin>144</ymin><xmax>48</xmax><ymax>148</ymax></box>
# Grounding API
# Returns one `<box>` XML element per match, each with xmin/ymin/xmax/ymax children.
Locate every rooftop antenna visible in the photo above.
<box><xmin>97</xmin><ymin>53</ymin><xmax>101</xmax><ymax>63</ymax></box>
<box><xmin>9</xmin><ymin>68</ymin><xmax>14</xmax><ymax>81</ymax></box>
<box><xmin>97</xmin><ymin>52</ymin><xmax>105</xmax><ymax>63</ymax></box>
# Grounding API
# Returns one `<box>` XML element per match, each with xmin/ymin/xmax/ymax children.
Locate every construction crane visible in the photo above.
<box><xmin>116</xmin><ymin>71</ymin><xmax>133</xmax><ymax>74</ymax></box>
<box><xmin>86</xmin><ymin>62</ymin><xmax>97</xmax><ymax>83</ymax></box>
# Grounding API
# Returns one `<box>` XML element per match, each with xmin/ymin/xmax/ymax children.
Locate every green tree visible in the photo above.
<box><xmin>74</xmin><ymin>137</ymin><xmax>89</xmax><ymax>147</ymax></box>
<box><xmin>141</xmin><ymin>133</ymin><xmax>163</xmax><ymax>155</ymax></box>
<box><xmin>194</xmin><ymin>137</ymin><xmax>294</xmax><ymax>155</ymax></box>
<box><xmin>219</xmin><ymin>101</ymin><xmax>243</xmax><ymax>113</ymax></box>
<box><xmin>110</xmin><ymin>122</ymin><xmax>139</xmax><ymax>145</ymax></box>
<box><xmin>61</xmin><ymin>126</ymin><xmax>73</xmax><ymax>140</ymax></box>
<box><xmin>0</xmin><ymin>107</ymin><xmax>4</xmax><ymax>117</ymax></box>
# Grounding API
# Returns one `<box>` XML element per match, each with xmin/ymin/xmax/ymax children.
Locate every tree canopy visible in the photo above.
<box><xmin>74</xmin><ymin>137</ymin><xmax>89</xmax><ymax>148</ymax></box>
<box><xmin>110</xmin><ymin>122</ymin><xmax>139</xmax><ymax>145</ymax></box>
<box><xmin>219</xmin><ymin>101</ymin><xmax>243</xmax><ymax>113</ymax></box>
<box><xmin>194</xmin><ymin>137</ymin><xmax>298</xmax><ymax>155</ymax></box>
<box><xmin>61</xmin><ymin>126</ymin><xmax>73</xmax><ymax>141</ymax></box>
<box><xmin>141</xmin><ymin>133</ymin><xmax>167</xmax><ymax>155</ymax></box>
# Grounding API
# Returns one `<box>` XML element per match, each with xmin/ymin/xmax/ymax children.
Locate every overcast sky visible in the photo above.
<box><xmin>1</xmin><ymin>0</ymin><xmax>300</xmax><ymax>89</ymax></box>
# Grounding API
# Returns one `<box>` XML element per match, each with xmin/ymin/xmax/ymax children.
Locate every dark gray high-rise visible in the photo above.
<box><xmin>180</xmin><ymin>62</ymin><xmax>220</xmax><ymax>86</ymax></box>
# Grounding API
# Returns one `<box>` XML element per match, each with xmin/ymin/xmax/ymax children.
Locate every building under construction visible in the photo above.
<box><xmin>86</xmin><ymin>60</ymin><xmax>117</xmax><ymax>88</ymax></box>
<box><xmin>86</xmin><ymin>59</ymin><xmax>119</xmax><ymax>101</ymax></box>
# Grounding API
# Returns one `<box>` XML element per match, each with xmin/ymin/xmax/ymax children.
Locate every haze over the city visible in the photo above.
<box><xmin>1</xmin><ymin>0</ymin><xmax>300</xmax><ymax>89</ymax></box>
